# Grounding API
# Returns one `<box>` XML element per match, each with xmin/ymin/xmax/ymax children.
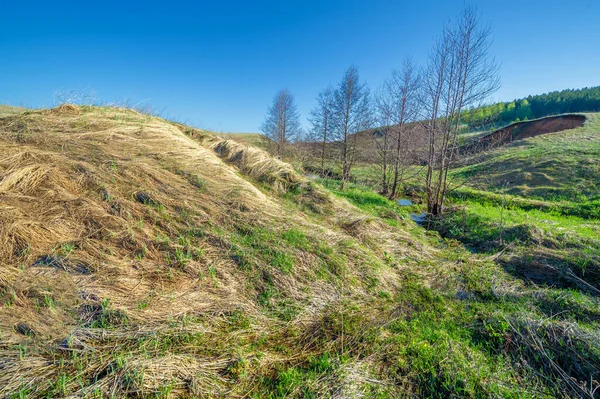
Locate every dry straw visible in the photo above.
<box><xmin>0</xmin><ymin>105</ymin><xmax>417</xmax><ymax>397</ymax></box>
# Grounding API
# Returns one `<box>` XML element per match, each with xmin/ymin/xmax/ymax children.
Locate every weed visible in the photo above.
<box><xmin>282</xmin><ymin>228</ymin><xmax>310</xmax><ymax>250</ymax></box>
<box><xmin>269</xmin><ymin>251</ymin><xmax>294</xmax><ymax>273</ymax></box>
<box><xmin>60</xmin><ymin>242</ymin><xmax>75</xmax><ymax>255</ymax></box>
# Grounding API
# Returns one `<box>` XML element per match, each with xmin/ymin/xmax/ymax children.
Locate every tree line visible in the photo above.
<box><xmin>260</xmin><ymin>6</ymin><xmax>500</xmax><ymax>215</ymax></box>
<box><xmin>462</xmin><ymin>86</ymin><xmax>600</xmax><ymax>127</ymax></box>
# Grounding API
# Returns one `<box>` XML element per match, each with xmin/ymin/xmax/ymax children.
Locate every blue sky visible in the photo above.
<box><xmin>1</xmin><ymin>0</ymin><xmax>599</xmax><ymax>132</ymax></box>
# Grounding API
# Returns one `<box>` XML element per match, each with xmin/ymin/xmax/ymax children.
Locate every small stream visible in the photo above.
<box><xmin>397</xmin><ymin>199</ymin><xmax>428</xmax><ymax>225</ymax></box>
<box><xmin>410</xmin><ymin>213</ymin><xmax>428</xmax><ymax>224</ymax></box>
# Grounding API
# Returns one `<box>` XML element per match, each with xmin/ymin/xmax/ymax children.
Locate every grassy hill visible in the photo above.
<box><xmin>438</xmin><ymin>112</ymin><xmax>600</xmax><ymax>304</ymax></box>
<box><xmin>455</xmin><ymin>113</ymin><xmax>600</xmax><ymax>202</ymax></box>
<box><xmin>0</xmin><ymin>105</ymin><xmax>598</xmax><ymax>398</ymax></box>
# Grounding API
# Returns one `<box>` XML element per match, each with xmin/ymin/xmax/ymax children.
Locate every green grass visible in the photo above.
<box><xmin>430</xmin><ymin>116</ymin><xmax>600</xmax><ymax>296</ymax></box>
<box><xmin>432</xmin><ymin>191</ymin><xmax>600</xmax><ymax>294</ymax></box>
<box><xmin>447</xmin><ymin>190</ymin><xmax>600</xmax><ymax>243</ymax></box>
<box><xmin>319</xmin><ymin>178</ymin><xmax>415</xmax><ymax>226</ymax></box>
<box><xmin>452</xmin><ymin>113</ymin><xmax>600</xmax><ymax>203</ymax></box>
<box><xmin>281</xmin><ymin>228</ymin><xmax>310</xmax><ymax>250</ymax></box>
<box><xmin>229</xmin><ymin>225</ymin><xmax>298</xmax><ymax>273</ymax></box>
<box><xmin>301</xmin><ymin>134</ymin><xmax>600</xmax><ymax>397</ymax></box>
<box><xmin>252</xmin><ymin>353</ymin><xmax>338</xmax><ymax>399</ymax></box>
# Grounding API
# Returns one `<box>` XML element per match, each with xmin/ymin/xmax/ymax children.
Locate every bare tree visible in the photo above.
<box><xmin>374</xmin><ymin>88</ymin><xmax>394</xmax><ymax>196</ymax></box>
<box><xmin>376</xmin><ymin>58</ymin><xmax>420</xmax><ymax>198</ymax></box>
<box><xmin>332</xmin><ymin>66</ymin><xmax>371</xmax><ymax>189</ymax></box>
<box><xmin>308</xmin><ymin>85</ymin><xmax>336</xmax><ymax>176</ymax></box>
<box><xmin>260</xmin><ymin>89</ymin><xmax>302</xmax><ymax>158</ymax></box>
<box><xmin>422</xmin><ymin>6</ymin><xmax>500</xmax><ymax>215</ymax></box>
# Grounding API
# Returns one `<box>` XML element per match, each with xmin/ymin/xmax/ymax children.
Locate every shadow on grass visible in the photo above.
<box><xmin>429</xmin><ymin>210</ymin><xmax>600</xmax><ymax>296</ymax></box>
<box><xmin>500</xmin><ymin>252</ymin><xmax>600</xmax><ymax>296</ymax></box>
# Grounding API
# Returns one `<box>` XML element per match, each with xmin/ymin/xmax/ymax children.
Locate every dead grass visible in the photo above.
<box><xmin>181</xmin><ymin>126</ymin><xmax>305</xmax><ymax>194</ymax></box>
<box><xmin>0</xmin><ymin>105</ymin><xmax>26</xmax><ymax>118</ymax></box>
<box><xmin>0</xmin><ymin>105</ymin><xmax>427</xmax><ymax>398</ymax></box>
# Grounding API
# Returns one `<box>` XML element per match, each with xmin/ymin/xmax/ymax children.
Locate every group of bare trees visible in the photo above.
<box><xmin>260</xmin><ymin>5</ymin><xmax>499</xmax><ymax>216</ymax></box>
<box><xmin>374</xmin><ymin>59</ymin><xmax>421</xmax><ymax>199</ymax></box>
<box><xmin>421</xmin><ymin>7</ymin><xmax>500</xmax><ymax>215</ymax></box>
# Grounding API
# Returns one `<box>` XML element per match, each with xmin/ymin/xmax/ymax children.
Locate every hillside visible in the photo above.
<box><xmin>455</xmin><ymin>113</ymin><xmax>600</xmax><ymax>202</ymax></box>
<box><xmin>462</xmin><ymin>114</ymin><xmax>586</xmax><ymax>152</ymax></box>
<box><xmin>217</xmin><ymin>132</ymin><xmax>271</xmax><ymax>150</ymax></box>
<box><xmin>437</xmin><ymin>113</ymin><xmax>600</xmax><ymax>337</ymax></box>
<box><xmin>0</xmin><ymin>105</ymin><xmax>599</xmax><ymax>398</ymax></box>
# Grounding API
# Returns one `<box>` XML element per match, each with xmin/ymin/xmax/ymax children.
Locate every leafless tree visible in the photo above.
<box><xmin>374</xmin><ymin>88</ymin><xmax>394</xmax><ymax>196</ymax></box>
<box><xmin>260</xmin><ymin>89</ymin><xmax>302</xmax><ymax>158</ymax></box>
<box><xmin>332</xmin><ymin>66</ymin><xmax>371</xmax><ymax>189</ymax></box>
<box><xmin>422</xmin><ymin>6</ymin><xmax>500</xmax><ymax>215</ymax></box>
<box><xmin>375</xmin><ymin>58</ymin><xmax>420</xmax><ymax>198</ymax></box>
<box><xmin>308</xmin><ymin>85</ymin><xmax>336</xmax><ymax>175</ymax></box>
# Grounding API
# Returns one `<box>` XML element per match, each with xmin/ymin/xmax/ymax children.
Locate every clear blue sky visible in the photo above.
<box><xmin>1</xmin><ymin>0</ymin><xmax>599</xmax><ymax>132</ymax></box>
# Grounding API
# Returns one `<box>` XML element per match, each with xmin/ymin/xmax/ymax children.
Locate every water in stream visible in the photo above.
<box><xmin>410</xmin><ymin>213</ymin><xmax>428</xmax><ymax>224</ymax></box>
<box><xmin>397</xmin><ymin>199</ymin><xmax>427</xmax><ymax>224</ymax></box>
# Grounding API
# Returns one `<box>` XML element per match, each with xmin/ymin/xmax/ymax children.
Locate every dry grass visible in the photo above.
<box><xmin>0</xmin><ymin>105</ymin><xmax>426</xmax><ymax>398</ymax></box>
<box><xmin>0</xmin><ymin>105</ymin><xmax>25</xmax><ymax>118</ymax></box>
<box><xmin>180</xmin><ymin>125</ymin><xmax>305</xmax><ymax>194</ymax></box>
<box><xmin>211</xmin><ymin>139</ymin><xmax>304</xmax><ymax>193</ymax></box>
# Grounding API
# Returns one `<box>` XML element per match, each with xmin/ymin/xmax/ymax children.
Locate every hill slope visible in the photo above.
<box><xmin>0</xmin><ymin>105</ymin><xmax>422</xmax><ymax>397</ymax></box>
<box><xmin>0</xmin><ymin>105</ymin><xmax>598</xmax><ymax>398</ymax></box>
<box><xmin>218</xmin><ymin>132</ymin><xmax>271</xmax><ymax>150</ymax></box>
<box><xmin>456</xmin><ymin>113</ymin><xmax>600</xmax><ymax>201</ymax></box>
<box><xmin>0</xmin><ymin>105</ymin><xmax>26</xmax><ymax>117</ymax></box>
<box><xmin>463</xmin><ymin>113</ymin><xmax>586</xmax><ymax>152</ymax></box>
<box><xmin>439</xmin><ymin>113</ymin><xmax>600</xmax><ymax>325</ymax></box>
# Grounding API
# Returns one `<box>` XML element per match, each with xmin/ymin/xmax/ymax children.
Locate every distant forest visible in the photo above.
<box><xmin>462</xmin><ymin>86</ymin><xmax>600</xmax><ymax>127</ymax></box>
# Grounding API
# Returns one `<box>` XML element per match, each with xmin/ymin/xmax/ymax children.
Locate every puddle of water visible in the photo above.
<box><xmin>410</xmin><ymin>213</ymin><xmax>428</xmax><ymax>224</ymax></box>
<box><xmin>397</xmin><ymin>199</ymin><xmax>413</xmax><ymax>206</ymax></box>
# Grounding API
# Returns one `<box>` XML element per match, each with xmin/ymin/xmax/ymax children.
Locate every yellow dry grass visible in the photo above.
<box><xmin>0</xmin><ymin>105</ymin><xmax>431</xmax><ymax>397</ymax></box>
